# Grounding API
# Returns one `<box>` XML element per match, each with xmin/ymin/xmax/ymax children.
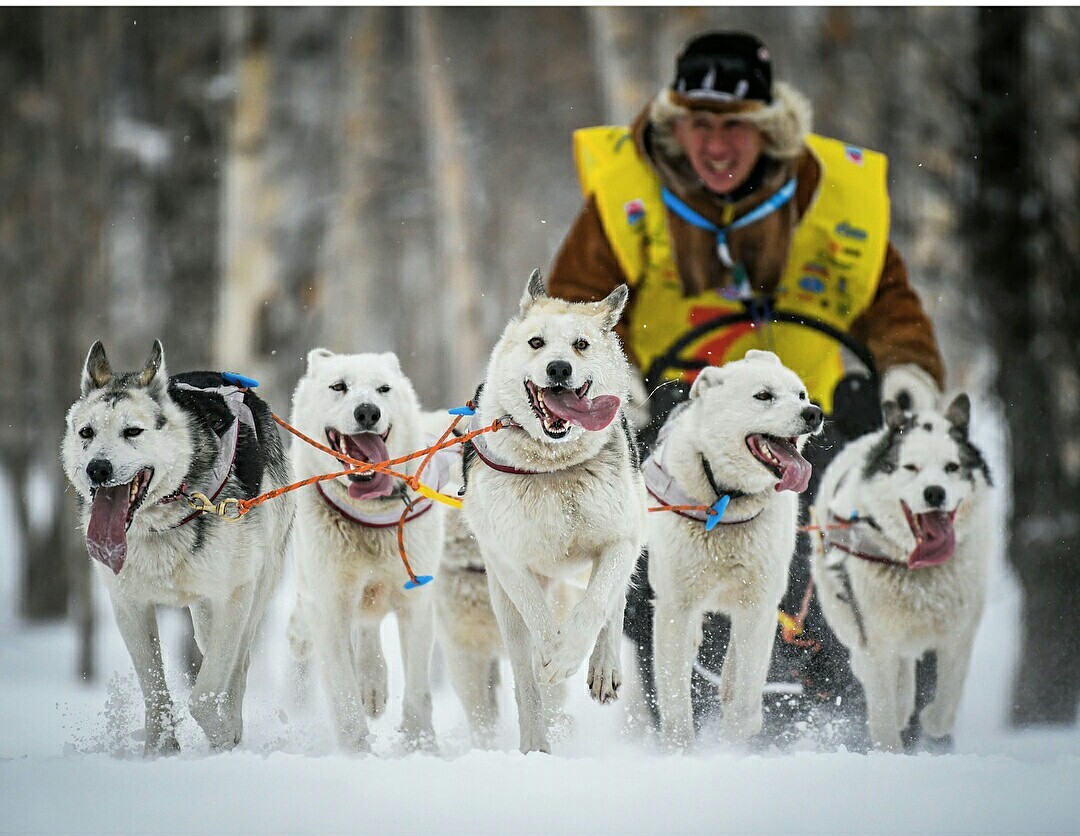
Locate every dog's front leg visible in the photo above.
<box><xmin>721</xmin><ymin>606</ymin><xmax>777</xmax><ymax>745</ymax></box>
<box><xmin>858</xmin><ymin>648</ymin><xmax>904</xmax><ymax>752</ymax></box>
<box><xmin>396</xmin><ymin>596</ymin><xmax>436</xmax><ymax>750</ymax></box>
<box><xmin>487</xmin><ymin>569</ymin><xmax>549</xmax><ymax>754</ymax></box>
<box><xmin>110</xmin><ymin>594</ymin><xmax>178</xmax><ymax>756</ymax></box>
<box><xmin>189</xmin><ymin>582</ymin><xmax>257</xmax><ymax>750</ymax></box>
<box><xmin>587</xmin><ymin>589</ymin><xmax>625</xmax><ymax>704</ymax></box>
<box><xmin>539</xmin><ymin>539</ymin><xmax>636</xmax><ymax>686</ymax></box>
<box><xmin>920</xmin><ymin>629</ymin><xmax>976</xmax><ymax>741</ymax></box>
<box><xmin>311</xmin><ymin>591</ymin><xmax>370</xmax><ymax>753</ymax></box>
<box><xmin>653</xmin><ymin>599</ymin><xmax>698</xmax><ymax>748</ymax></box>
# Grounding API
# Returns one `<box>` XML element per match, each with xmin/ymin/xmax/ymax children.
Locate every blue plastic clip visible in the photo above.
<box><xmin>222</xmin><ymin>371</ymin><xmax>260</xmax><ymax>389</ymax></box>
<box><xmin>704</xmin><ymin>495</ymin><xmax>731</xmax><ymax>532</ymax></box>
<box><xmin>404</xmin><ymin>575</ymin><xmax>434</xmax><ymax>590</ymax></box>
<box><xmin>448</xmin><ymin>405</ymin><xmax>476</xmax><ymax>416</ymax></box>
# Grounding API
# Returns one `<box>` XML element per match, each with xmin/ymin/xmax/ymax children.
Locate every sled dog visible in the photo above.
<box><xmin>61</xmin><ymin>341</ymin><xmax>293</xmax><ymax>754</ymax></box>
<box><xmin>461</xmin><ymin>270</ymin><xmax>646</xmax><ymax>754</ymax></box>
<box><xmin>812</xmin><ymin>394</ymin><xmax>992</xmax><ymax>751</ymax></box>
<box><xmin>648</xmin><ymin>350</ymin><xmax>823</xmax><ymax>747</ymax></box>
<box><xmin>287</xmin><ymin>349</ymin><xmax>446</xmax><ymax>752</ymax></box>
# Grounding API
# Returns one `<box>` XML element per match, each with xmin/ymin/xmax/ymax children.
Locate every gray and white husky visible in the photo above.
<box><xmin>286</xmin><ymin>349</ymin><xmax>445</xmax><ymax>753</ymax></box>
<box><xmin>647</xmin><ymin>350</ymin><xmax>823</xmax><ymax>747</ymax></box>
<box><xmin>61</xmin><ymin>341</ymin><xmax>294</xmax><ymax>754</ymax></box>
<box><xmin>811</xmin><ymin>394</ymin><xmax>993</xmax><ymax>751</ymax></box>
<box><xmin>462</xmin><ymin>271</ymin><xmax>647</xmax><ymax>753</ymax></box>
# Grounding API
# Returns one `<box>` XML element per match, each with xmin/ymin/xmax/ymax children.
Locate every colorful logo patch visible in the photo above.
<box><xmin>834</xmin><ymin>221</ymin><xmax>868</xmax><ymax>241</ymax></box>
<box><xmin>802</xmin><ymin>261</ymin><xmax>828</xmax><ymax>278</ymax></box>
<box><xmin>844</xmin><ymin>145</ymin><xmax>865</xmax><ymax>165</ymax></box>
<box><xmin>624</xmin><ymin>198</ymin><xmax>646</xmax><ymax>226</ymax></box>
<box><xmin>799</xmin><ymin>276</ymin><xmax>826</xmax><ymax>294</ymax></box>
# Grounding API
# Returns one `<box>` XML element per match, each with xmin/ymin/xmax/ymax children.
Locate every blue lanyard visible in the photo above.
<box><xmin>661</xmin><ymin>178</ymin><xmax>797</xmax><ymax>267</ymax></box>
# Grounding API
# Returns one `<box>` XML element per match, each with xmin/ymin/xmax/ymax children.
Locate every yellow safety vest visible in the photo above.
<box><xmin>573</xmin><ymin>128</ymin><xmax>890</xmax><ymax>412</ymax></box>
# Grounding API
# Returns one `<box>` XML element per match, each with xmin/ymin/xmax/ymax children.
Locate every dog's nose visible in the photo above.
<box><xmin>923</xmin><ymin>485</ymin><xmax>946</xmax><ymax>508</ymax></box>
<box><xmin>86</xmin><ymin>459</ymin><xmax>113</xmax><ymax>486</ymax></box>
<box><xmin>546</xmin><ymin>360</ymin><xmax>573</xmax><ymax>386</ymax></box>
<box><xmin>353</xmin><ymin>403</ymin><xmax>381</xmax><ymax>431</ymax></box>
<box><xmin>801</xmin><ymin>405</ymin><xmax>824</xmax><ymax>431</ymax></box>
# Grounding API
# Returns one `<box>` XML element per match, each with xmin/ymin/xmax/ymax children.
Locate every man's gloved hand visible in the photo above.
<box><xmin>880</xmin><ymin>363</ymin><xmax>941</xmax><ymax>413</ymax></box>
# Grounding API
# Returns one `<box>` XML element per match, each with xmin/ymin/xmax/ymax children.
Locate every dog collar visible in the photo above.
<box><xmin>316</xmin><ymin>436</ymin><xmax>455</xmax><ymax>528</ymax></box>
<box><xmin>162</xmin><ymin>384</ymin><xmax>256</xmax><ymax>529</ymax></box>
<box><xmin>468</xmin><ymin>416</ymin><xmax>563</xmax><ymax>476</ymax></box>
<box><xmin>824</xmin><ymin>513</ymin><xmax>907</xmax><ymax>567</ymax></box>
<box><xmin>643</xmin><ymin>448</ymin><xmax>761</xmax><ymax>526</ymax></box>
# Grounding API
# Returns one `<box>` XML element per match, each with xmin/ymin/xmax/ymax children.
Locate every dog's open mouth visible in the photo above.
<box><xmin>746</xmin><ymin>434</ymin><xmax>812</xmax><ymax>494</ymax></box>
<box><xmin>901</xmin><ymin>500</ymin><xmax>956</xmax><ymax>568</ymax></box>
<box><xmin>86</xmin><ymin>467</ymin><xmax>154</xmax><ymax>575</ymax></box>
<box><xmin>524</xmin><ymin>380</ymin><xmax>620</xmax><ymax>438</ymax></box>
<box><xmin>326</xmin><ymin>427</ymin><xmax>395</xmax><ymax>500</ymax></box>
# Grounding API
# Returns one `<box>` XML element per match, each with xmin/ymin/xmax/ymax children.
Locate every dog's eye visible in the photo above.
<box><xmin>573</xmin><ymin>338</ymin><xmax>589</xmax><ymax>351</ymax></box>
<box><xmin>754</xmin><ymin>391</ymin><xmax>773</xmax><ymax>401</ymax></box>
<box><xmin>330</xmin><ymin>381</ymin><xmax>347</xmax><ymax>393</ymax></box>
<box><xmin>528</xmin><ymin>337</ymin><xmax>545</xmax><ymax>350</ymax></box>
<box><xmin>123</xmin><ymin>427</ymin><xmax>144</xmax><ymax>439</ymax></box>
<box><xmin>903</xmin><ymin>463</ymin><xmax>920</xmax><ymax>473</ymax></box>
<box><xmin>798</xmin><ymin>391</ymin><xmax>807</xmax><ymax>401</ymax></box>
<box><xmin>376</xmin><ymin>385</ymin><xmax>391</xmax><ymax>394</ymax></box>
<box><xmin>79</xmin><ymin>426</ymin><xmax>94</xmax><ymax>440</ymax></box>
<box><xmin>944</xmin><ymin>462</ymin><xmax>959</xmax><ymax>474</ymax></box>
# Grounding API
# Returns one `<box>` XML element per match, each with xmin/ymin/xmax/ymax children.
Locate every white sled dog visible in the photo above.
<box><xmin>812</xmin><ymin>394</ymin><xmax>992</xmax><ymax>751</ymax></box>
<box><xmin>648</xmin><ymin>350</ymin><xmax>823</xmax><ymax>748</ymax></box>
<box><xmin>61</xmin><ymin>341</ymin><xmax>294</xmax><ymax>754</ymax></box>
<box><xmin>462</xmin><ymin>271</ymin><xmax>647</xmax><ymax>754</ymax></box>
<box><xmin>287</xmin><ymin>349</ymin><xmax>447</xmax><ymax>752</ymax></box>
<box><xmin>425</xmin><ymin>411</ymin><xmax>585</xmax><ymax>748</ymax></box>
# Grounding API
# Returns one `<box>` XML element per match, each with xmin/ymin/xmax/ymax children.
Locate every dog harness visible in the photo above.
<box><xmin>163</xmin><ymin>384</ymin><xmax>257</xmax><ymax>529</ymax></box>
<box><xmin>466</xmin><ymin>416</ymin><xmax>559</xmax><ymax>476</ymax></box>
<box><xmin>823</xmin><ymin>512</ymin><xmax>908</xmax><ymax>567</ymax></box>
<box><xmin>316</xmin><ymin>436</ymin><xmax>456</xmax><ymax>527</ymax></box>
<box><xmin>573</xmin><ymin>128</ymin><xmax>890</xmax><ymax>411</ymax></box>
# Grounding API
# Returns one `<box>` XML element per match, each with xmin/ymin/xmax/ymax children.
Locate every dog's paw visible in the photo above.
<box><xmin>537</xmin><ymin>616</ymin><xmax>595</xmax><ymax>685</ymax></box>
<box><xmin>144</xmin><ymin>732</ymin><xmax>180</xmax><ymax>758</ymax></box>
<box><xmin>400</xmin><ymin>725</ymin><xmax>438</xmax><ymax>754</ymax></box>
<box><xmin>362</xmin><ymin>676</ymin><xmax>389</xmax><ymax>720</ymax></box>
<box><xmin>919</xmin><ymin>700</ymin><xmax>953</xmax><ymax>741</ymax></box>
<box><xmin>586</xmin><ymin>645</ymin><xmax>621</xmax><ymax>704</ymax></box>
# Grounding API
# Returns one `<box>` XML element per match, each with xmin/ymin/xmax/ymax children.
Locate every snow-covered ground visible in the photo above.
<box><xmin>3</xmin><ymin>405</ymin><xmax>1080</xmax><ymax>834</ymax></box>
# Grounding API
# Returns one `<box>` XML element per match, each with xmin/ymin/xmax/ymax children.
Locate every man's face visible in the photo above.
<box><xmin>672</xmin><ymin>110</ymin><xmax>766</xmax><ymax>195</ymax></box>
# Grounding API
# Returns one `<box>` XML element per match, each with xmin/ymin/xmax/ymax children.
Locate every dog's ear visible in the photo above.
<box><xmin>882</xmin><ymin>400</ymin><xmax>907</xmax><ymax>431</ymax></box>
<box><xmin>744</xmin><ymin>349</ymin><xmax>781</xmax><ymax>366</ymax></box>
<box><xmin>518</xmin><ymin>269</ymin><xmax>547</xmax><ymax>315</ymax></box>
<box><xmin>689</xmin><ymin>366</ymin><xmax>724</xmax><ymax>399</ymax></box>
<box><xmin>307</xmin><ymin>348</ymin><xmax>334</xmax><ymax>369</ymax></box>
<box><xmin>137</xmin><ymin>340</ymin><xmax>166</xmax><ymax>391</ymax></box>
<box><xmin>596</xmin><ymin>284</ymin><xmax>629</xmax><ymax>332</ymax></box>
<box><xmin>81</xmin><ymin>341</ymin><xmax>113</xmax><ymax>395</ymax></box>
<box><xmin>944</xmin><ymin>393</ymin><xmax>971</xmax><ymax>434</ymax></box>
<box><xmin>380</xmin><ymin>352</ymin><xmax>403</xmax><ymax>375</ymax></box>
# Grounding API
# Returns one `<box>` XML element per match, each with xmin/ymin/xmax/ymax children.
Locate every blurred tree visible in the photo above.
<box><xmin>975</xmin><ymin>6</ymin><xmax>1080</xmax><ymax>725</ymax></box>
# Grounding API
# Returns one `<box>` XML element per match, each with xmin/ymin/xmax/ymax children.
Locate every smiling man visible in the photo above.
<box><xmin>549</xmin><ymin>31</ymin><xmax>947</xmax><ymax>745</ymax></box>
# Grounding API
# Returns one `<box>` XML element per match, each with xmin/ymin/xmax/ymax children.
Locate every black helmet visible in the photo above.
<box><xmin>672</xmin><ymin>32</ymin><xmax>773</xmax><ymax>109</ymax></box>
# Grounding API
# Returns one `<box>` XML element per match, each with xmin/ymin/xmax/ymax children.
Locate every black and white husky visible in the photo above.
<box><xmin>811</xmin><ymin>395</ymin><xmax>993</xmax><ymax>751</ymax></box>
<box><xmin>61</xmin><ymin>341</ymin><xmax>294</xmax><ymax>754</ymax></box>
<box><xmin>462</xmin><ymin>271</ymin><xmax>647</xmax><ymax>753</ymax></box>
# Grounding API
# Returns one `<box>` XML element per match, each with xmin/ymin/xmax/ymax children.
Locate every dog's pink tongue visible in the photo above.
<box><xmin>543</xmin><ymin>388</ymin><xmax>620</xmax><ymax>431</ymax></box>
<box><xmin>343</xmin><ymin>433</ymin><xmax>395</xmax><ymax>500</ymax></box>
<box><xmin>908</xmin><ymin>511</ymin><xmax>956</xmax><ymax>568</ymax></box>
<box><xmin>86</xmin><ymin>485</ymin><xmax>129</xmax><ymax>574</ymax></box>
<box><xmin>770</xmin><ymin>438</ymin><xmax>812</xmax><ymax>494</ymax></box>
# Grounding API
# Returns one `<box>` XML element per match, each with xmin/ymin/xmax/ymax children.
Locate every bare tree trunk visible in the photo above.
<box><xmin>973</xmin><ymin>6</ymin><xmax>1080</xmax><ymax>726</ymax></box>
<box><xmin>587</xmin><ymin>7</ymin><xmax>662</xmax><ymax>126</ymax></box>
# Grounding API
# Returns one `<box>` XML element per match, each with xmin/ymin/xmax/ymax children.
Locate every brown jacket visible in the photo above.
<box><xmin>548</xmin><ymin>102</ymin><xmax>945</xmax><ymax>389</ymax></box>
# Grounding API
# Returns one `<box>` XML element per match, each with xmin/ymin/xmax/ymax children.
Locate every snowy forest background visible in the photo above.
<box><xmin>1</xmin><ymin>3</ymin><xmax>1078</xmax><ymax>744</ymax></box>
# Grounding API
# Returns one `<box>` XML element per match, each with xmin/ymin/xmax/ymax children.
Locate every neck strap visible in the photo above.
<box><xmin>661</xmin><ymin>178</ymin><xmax>797</xmax><ymax>267</ymax></box>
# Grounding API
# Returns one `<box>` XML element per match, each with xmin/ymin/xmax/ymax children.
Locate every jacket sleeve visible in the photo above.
<box><xmin>547</xmin><ymin>195</ymin><xmax>639</xmax><ymax>366</ymax></box>
<box><xmin>849</xmin><ymin>241</ymin><xmax>946</xmax><ymax>389</ymax></box>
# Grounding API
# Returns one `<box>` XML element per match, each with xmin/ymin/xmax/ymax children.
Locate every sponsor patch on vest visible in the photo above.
<box><xmin>834</xmin><ymin>221</ymin><xmax>868</xmax><ymax>241</ymax></box>
<box><xmin>844</xmin><ymin>145</ymin><xmax>865</xmax><ymax>165</ymax></box>
<box><xmin>624</xmin><ymin>198</ymin><xmax>646</xmax><ymax>226</ymax></box>
<box><xmin>799</xmin><ymin>276</ymin><xmax>826</xmax><ymax>294</ymax></box>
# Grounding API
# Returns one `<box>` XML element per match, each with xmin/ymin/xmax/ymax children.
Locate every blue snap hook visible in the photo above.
<box><xmin>404</xmin><ymin>575</ymin><xmax>434</xmax><ymax>590</ymax></box>
<box><xmin>222</xmin><ymin>371</ymin><xmax>260</xmax><ymax>389</ymax></box>
<box><xmin>705</xmin><ymin>495</ymin><xmax>731</xmax><ymax>532</ymax></box>
<box><xmin>448</xmin><ymin>405</ymin><xmax>476</xmax><ymax>416</ymax></box>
